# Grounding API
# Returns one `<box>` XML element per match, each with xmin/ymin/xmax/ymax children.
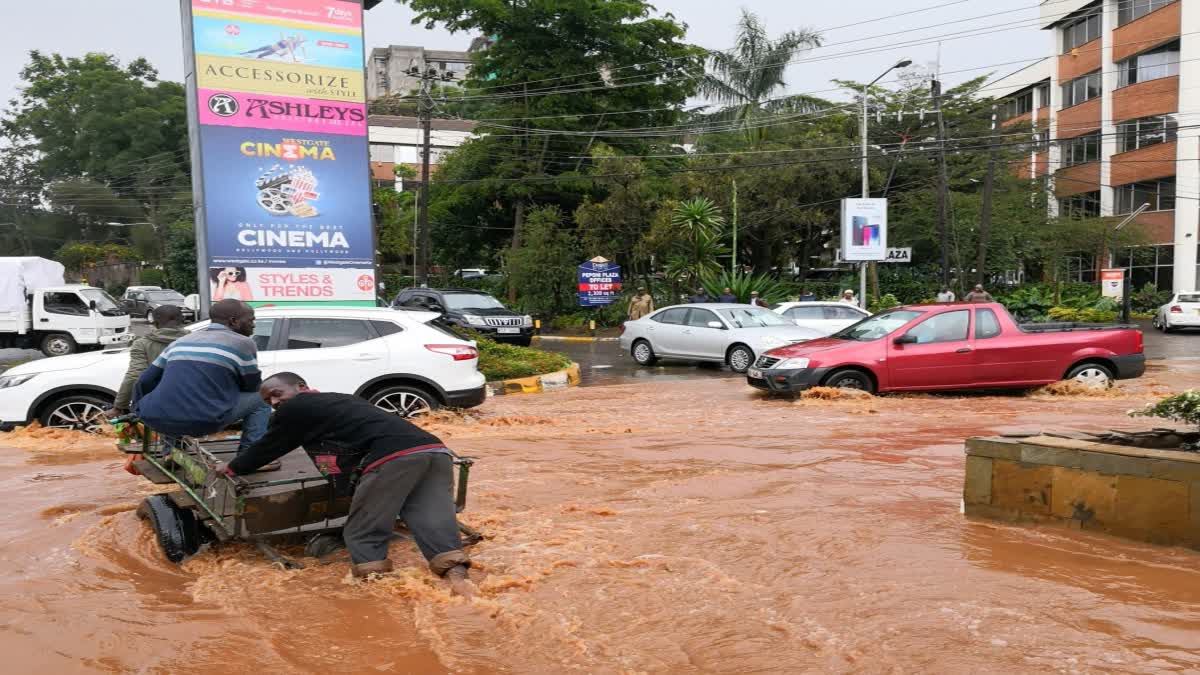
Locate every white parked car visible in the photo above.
<box><xmin>0</xmin><ymin>306</ymin><xmax>486</xmax><ymax>432</ymax></box>
<box><xmin>619</xmin><ymin>304</ymin><xmax>823</xmax><ymax>373</ymax></box>
<box><xmin>773</xmin><ymin>301</ymin><xmax>871</xmax><ymax>336</ymax></box>
<box><xmin>1153</xmin><ymin>291</ymin><xmax>1200</xmax><ymax>332</ymax></box>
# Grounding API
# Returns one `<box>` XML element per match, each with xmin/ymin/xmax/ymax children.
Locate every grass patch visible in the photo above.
<box><xmin>476</xmin><ymin>337</ymin><xmax>572</xmax><ymax>381</ymax></box>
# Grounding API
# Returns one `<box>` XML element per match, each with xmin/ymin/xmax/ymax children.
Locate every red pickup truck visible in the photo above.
<box><xmin>748</xmin><ymin>302</ymin><xmax>1144</xmax><ymax>394</ymax></box>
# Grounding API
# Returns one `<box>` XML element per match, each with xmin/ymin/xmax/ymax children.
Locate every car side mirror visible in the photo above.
<box><xmin>894</xmin><ymin>334</ymin><xmax>918</xmax><ymax>345</ymax></box>
<box><xmin>706</xmin><ymin>321</ymin><xmax>725</xmax><ymax>329</ymax></box>
<box><xmin>89</xmin><ymin>300</ymin><xmax>98</xmax><ymax>310</ymax></box>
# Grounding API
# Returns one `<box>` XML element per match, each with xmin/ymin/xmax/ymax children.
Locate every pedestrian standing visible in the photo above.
<box><xmin>840</xmin><ymin>289</ymin><xmax>857</xmax><ymax>305</ymax></box>
<box><xmin>963</xmin><ymin>284</ymin><xmax>995</xmax><ymax>303</ymax></box>
<box><xmin>798</xmin><ymin>288</ymin><xmax>816</xmax><ymax>302</ymax></box>
<box><xmin>628</xmin><ymin>287</ymin><xmax>655</xmax><ymax>320</ymax></box>
<box><xmin>688</xmin><ymin>287</ymin><xmax>711</xmax><ymax>303</ymax></box>
<box><xmin>750</xmin><ymin>291</ymin><xmax>768</xmax><ymax>308</ymax></box>
<box><xmin>936</xmin><ymin>287</ymin><xmax>956</xmax><ymax>303</ymax></box>
<box><xmin>718</xmin><ymin>287</ymin><xmax>737</xmax><ymax>303</ymax></box>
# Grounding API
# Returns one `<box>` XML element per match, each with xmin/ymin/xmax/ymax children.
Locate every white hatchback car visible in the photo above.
<box><xmin>773</xmin><ymin>301</ymin><xmax>870</xmax><ymax>336</ymax></box>
<box><xmin>0</xmin><ymin>306</ymin><xmax>487</xmax><ymax>432</ymax></box>
<box><xmin>1153</xmin><ymin>291</ymin><xmax>1200</xmax><ymax>332</ymax></box>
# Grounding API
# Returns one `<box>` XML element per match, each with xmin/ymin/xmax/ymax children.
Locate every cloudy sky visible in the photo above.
<box><xmin>0</xmin><ymin>0</ymin><xmax>1055</xmax><ymax>111</ymax></box>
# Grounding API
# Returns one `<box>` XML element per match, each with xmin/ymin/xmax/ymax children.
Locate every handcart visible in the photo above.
<box><xmin>111</xmin><ymin>416</ymin><xmax>481</xmax><ymax>568</ymax></box>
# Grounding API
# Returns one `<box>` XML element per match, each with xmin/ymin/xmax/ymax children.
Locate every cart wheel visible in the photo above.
<box><xmin>304</xmin><ymin>532</ymin><xmax>345</xmax><ymax>558</ymax></box>
<box><xmin>137</xmin><ymin>495</ymin><xmax>202</xmax><ymax>563</ymax></box>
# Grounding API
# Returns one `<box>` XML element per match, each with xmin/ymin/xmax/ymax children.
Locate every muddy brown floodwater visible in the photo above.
<box><xmin>3</xmin><ymin>362</ymin><xmax>1200</xmax><ymax>673</ymax></box>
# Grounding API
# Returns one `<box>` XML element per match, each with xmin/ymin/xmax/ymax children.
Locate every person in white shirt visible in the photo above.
<box><xmin>936</xmin><ymin>287</ymin><xmax>956</xmax><ymax>303</ymax></box>
<box><xmin>840</xmin><ymin>289</ymin><xmax>857</xmax><ymax>305</ymax></box>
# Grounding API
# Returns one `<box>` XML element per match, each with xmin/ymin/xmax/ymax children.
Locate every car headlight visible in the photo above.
<box><xmin>775</xmin><ymin>357</ymin><xmax>810</xmax><ymax>370</ymax></box>
<box><xmin>521</xmin><ymin>315</ymin><xmax>533</xmax><ymax>328</ymax></box>
<box><xmin>464</xmin><ymin>315</ymin><xmax>486</xmax><ymax>326</ymax></box>
<box><xmin>0</xmin><ymin>373</ymin><xmax>36</xmax><ymax>389</ymax></box>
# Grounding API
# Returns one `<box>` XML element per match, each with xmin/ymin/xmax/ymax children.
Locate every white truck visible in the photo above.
<box><xmin>0</xmin><ymin>257</ymin><xmax>133</xmax><ymax>357</ymax></box>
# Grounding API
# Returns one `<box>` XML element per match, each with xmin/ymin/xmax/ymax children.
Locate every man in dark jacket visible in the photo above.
<box><xmin>222</xmin><ymin>372</ymin><xmax>473</xmax><ymax>592</ymax></box>
<box><xmin>718</xmin><ymin>287</ymin><xmax>737</xmax><ymax>303</ymax></box>
<box><xmin>133</xmin><ymin>299</ymin><xmax>270</xmax><ymax>453</ymax></box>
<box><xmin>110</xmin><ymin>305</ymin><xmax>188</xmax><ymax>415</ymax></box>
<box><xmin>688</xmin><ymin>287</ymin><xmax>711</xmax><ymax>303</ymax></box>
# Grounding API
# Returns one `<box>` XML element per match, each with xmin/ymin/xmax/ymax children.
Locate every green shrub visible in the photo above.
<box><xmin>475</xmin><ymin>336</ymin><xmax>572</xmax><ymax>381</ymax></box>
<box><xmin>869</xmin><ymin>293</ymin><xmax>900</xmax><ymax>313</ymax></box>
<box><xmin>700</xmin><ymin>269</ymin><xmax>787</xmax><ymax>303</ymax></box>
<box><xmin>1131</xmin><ymin>282</ymin><xmax>1172</xmax><ymax>314</ymax></box>
<box><xmin>1130</xmin><ymin>390</ymin><xmax>1200</xmax><ymax>447</ymax></box>
<box><xmin>1046</xmin><ymin>306</ymin><xmax>1118</xmax><ymax>323</ymax></box>
<box><xmin>140</xmin><ymin>268</ymin><xmax>166</xmax><ymax>287</ymax></box>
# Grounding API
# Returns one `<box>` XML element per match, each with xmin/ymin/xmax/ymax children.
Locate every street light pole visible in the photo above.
<box><xmin>859</xmin><ymin>58</ymin><xmax>911</xmax><ymax>310</ymax></box>
<box><xmin>407</xmin><ymin>61</ymin><xmax>455</xmax><ymax>287</ymax></box>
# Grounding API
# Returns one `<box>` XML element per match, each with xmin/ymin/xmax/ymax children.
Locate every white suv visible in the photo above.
<box><xmin>0</xmin><ymin>306</ymin><xmax>486</xmax><ymax>432</ymax></box>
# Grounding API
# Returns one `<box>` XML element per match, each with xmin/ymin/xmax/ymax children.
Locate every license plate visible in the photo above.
<box><xmin>748</xmin><ymin>367</ymin><xmax>763</xmax><ymax>379</ymax></box>
<box><xmin>497</xmin><ymin>327</ymin><xmax>520</xmax><ymax>334</ymax></box>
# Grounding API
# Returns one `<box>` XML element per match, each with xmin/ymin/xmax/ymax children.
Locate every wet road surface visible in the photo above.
<box><xmin>3</xmin><ymin>358</ymin><xmax>1200</xmax><ymax>672</ymax></box>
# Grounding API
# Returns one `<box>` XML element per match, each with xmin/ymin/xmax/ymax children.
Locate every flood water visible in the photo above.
<box><xmin>3</xmin><ymin>361</ymin><xmax>1200</xmax><ymax>673</ymax></box>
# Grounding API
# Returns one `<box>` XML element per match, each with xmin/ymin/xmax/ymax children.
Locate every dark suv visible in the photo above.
<box><xmin>392</xmin><ymin>288</ymin><xmax>534</xmax><ymax>346</ymax></box>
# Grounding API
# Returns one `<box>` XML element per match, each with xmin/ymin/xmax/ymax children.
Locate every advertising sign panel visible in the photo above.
<box><xmin>880</xmin><ymin>247</ymin><xmax>912</xmax><ymax>263</ymax></box>
<box><xmin>578</xmin><ymin>257</ymin><xmax>622</xmax><ymax>307</ymax></box>
<box><xmin>183</xmin><ymin>0</ymin><xmax>373</xmax><ymax>308</ymax></box>
<box><xmin>1101</xmin><ymin>268</ymin><xmax>1126</xmax><ymax>300</ymax></box>
<box><xmin>840</xmin><ymin>198</ymin><xmax>888</xmax><ymax>262</ymax></box>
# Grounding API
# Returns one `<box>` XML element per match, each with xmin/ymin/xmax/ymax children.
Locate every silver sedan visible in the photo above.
<box><xmin>618</xmin><ymin>304</ymin><xmax>824</xmax><ymax>373</ymax></box>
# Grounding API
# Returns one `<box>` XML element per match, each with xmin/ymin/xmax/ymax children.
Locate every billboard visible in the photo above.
<box><xmin>578</xmin><ymin>257</ymin><xmax>622</xmax><ymax>307</ymax></box>
<box><xmin>183</xmin><ymin>0</ymin><xmax>374</xmax><ymax>309</ymax></box>
<box><xmin>840</xmin><ymin>198</ymin><xmax>888</xmax><ymax>262</ymax></box>
<box><xmin>1101</xmin><ymin>269</ymin><xmax>1126</xmax><ymax>300</ymax></box>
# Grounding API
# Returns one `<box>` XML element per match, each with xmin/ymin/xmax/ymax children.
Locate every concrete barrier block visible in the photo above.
<box><xmin>964</xmin><ymin>438</ymin><xmax>1022</xmax><ymax>461</ymax></box>
<box><xmin>963</xmin><ymin>456</ymin><xmax>993</xmax><ymax>505</ymax></box>
<box><xmin>991</xmin><ymin>460</ymin><xmax>1053</xmax><ymax>515</ymax></box>
<box><xmin>1113</xmin><ymin>475</ymin><xmax>1191</xmax><ymax>544</ymax></box>
<box><xmin>1050</xmin><ymin>467</ymin><xmax>1116</xmax><ymax>527</ymax></box>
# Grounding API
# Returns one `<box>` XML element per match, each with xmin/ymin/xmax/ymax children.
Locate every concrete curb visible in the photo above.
<box><xmin>533</xmin><ymin>335</ymin><xmax>619</xmax><ymax>343</ymax></box>
<box><xmin>487</xmin><ymin>362</ymin><xmax>581</xmax><ymax>396</ymax></box>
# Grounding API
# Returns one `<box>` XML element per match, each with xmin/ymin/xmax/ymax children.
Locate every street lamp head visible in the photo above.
<box><xmin>894</xmin><ymin>58</ymin><xmax>913</xmax><ymax>69</ymax></box>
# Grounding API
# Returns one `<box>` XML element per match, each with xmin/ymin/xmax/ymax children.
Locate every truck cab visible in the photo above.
<box><xmin>8</xmin><ymin>286</ymin><xmax>132</xmax><ymax>356</ymax></box>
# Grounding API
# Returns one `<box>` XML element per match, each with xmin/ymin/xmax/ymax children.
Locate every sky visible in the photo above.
<box><xmin>0</xmin><ymin>0</ymin><xmax>1056</xmax><ymax>114</ymax></box>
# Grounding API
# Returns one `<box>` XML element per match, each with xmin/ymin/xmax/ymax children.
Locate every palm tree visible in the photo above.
<box><xmin>666</xmin><ymin>198</ymin><xmax>729</xmax><ymax>288</ymax></box>
<box><xmin>698</xmin><ymin>10</ymin><xmax>823</xmax><ymax>144</ymax></box>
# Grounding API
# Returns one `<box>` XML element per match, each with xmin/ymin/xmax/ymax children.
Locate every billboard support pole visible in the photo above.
<box><xmin>180</xmin><ymin>0</ymin><xmax>210</xmax><ymax>320</ymax></box>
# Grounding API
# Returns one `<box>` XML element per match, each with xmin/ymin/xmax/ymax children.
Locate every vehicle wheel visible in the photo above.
<box><xmin>145</xmin><ymin>309</ymin><xmax>155</xmax><ymax>323</ymax></box>
<box><xmin>823</xmin><ymin>368</ymin><xmax>876</xmax><ymax>394</ymax></box>
<box><xmin>137</xmin><ymin>494</ymin><xmax>203</xmax><ymax>563</ymax></box>
<box><xmin>1066</xmin><ymin>362</ymin><xmax>1114</xmax><ymax>389</ymax></box>
<box><xmin>304</xmin><ymin>532</ymin><xmax>345</xmax><ymax>558</ymax></box>
<box><xmin>367</xmin><ymin>384</ymin><xmax>440</xmax><ymax>418</ymax></box>
<box><xmin>726</xmin><ymin>344</ymin><xmax>755</xmax><ymax>373</ymax></box>
<box><xmin>40</xmin><ymin>332</ymin><xmax>77</xmax><ymax>357</ymax></box>
<box><xmin>38</xmin><ymin>393</ymin><xmax>113</xmax><ymax>433</ymax></box>
<box><xmin>1163</xmin><ymin>322</ymin><xmax>1174</xmax><ymax>334</ymax></box>
<box><xmin>631</xmin><ymin>339</ymin><xmax>657</xmax><ymax>366</ymax></box>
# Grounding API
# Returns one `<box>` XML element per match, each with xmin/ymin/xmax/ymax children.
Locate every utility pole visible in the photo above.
<box><xmin>731</xmin><ymin>178</ymin><xmax>738</xmax><ymax>274</ymax></box>
<box><xmin>931</xmin><ymin>78</ymin><xmax>951</xmax><ymax>289</ymax></box>
<box><xmin>407</xmin><ymin>61</ymin><xmax>455</xmax><ymax>287</ymax></box>
<box><xmin>859</xmin><ymin>58</ymin><xmax>911</xmax><ymax>310</ymax></box>
<box><xmin>977</xmin><ymin>114</ymin><xmax>997</xmax><ymax>287</ymax></box>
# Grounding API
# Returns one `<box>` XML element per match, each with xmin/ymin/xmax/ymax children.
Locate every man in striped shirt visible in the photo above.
<box><xmin>133</xmin><ymin>299</ymin><xmax>271</xmax><ymax>453</ymax></box>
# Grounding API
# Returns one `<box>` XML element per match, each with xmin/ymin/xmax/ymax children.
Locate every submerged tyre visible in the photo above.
<box><xmin>137</xmin><ymin>495</ymin><xmax>203</xmax><ymax>563</ymax></box>
<box><xmin>1065</xmin><ymin>362</ymin><xmax>1114</xmax><ymax>389</ymax></box>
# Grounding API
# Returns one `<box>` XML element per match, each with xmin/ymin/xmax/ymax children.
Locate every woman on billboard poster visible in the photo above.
<box><xmin>211</xmin><ymin>266</ymin><xmax>254</xmax><ymax>302</ymax></box>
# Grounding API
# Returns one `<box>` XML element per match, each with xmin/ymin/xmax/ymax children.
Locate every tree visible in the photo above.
<box><xmin>501</xmin><ymin>205</ymin><xmax>579</xmax><ymax>316</ymax></box>
<box><xmin>399</xmin><ymin>0</ymin><xmax>704</xmax><ymax>298</ymax></box>
<box><xmin>665</xmin><ymin>197</ymin><xmax>729</xmax><ymax>288</ymax></box>
<box><xmin>698</xmin><ymin>9</ymin><xmax>823</xmax><ymax>145</ymax></box>
<box><xmin>2</xmin><ymin>52</ymin><xmax>190</xmax><ymax>267</ymax></box>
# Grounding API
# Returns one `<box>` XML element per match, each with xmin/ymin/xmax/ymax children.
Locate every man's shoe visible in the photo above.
<box><xmin>445</xmin><ymin>564</ymin><xmax>475</xmax><ymax>598</ymax></box>
<box><xmin>351</xmin><ymin>559</ymin><xmax>394</xmax><ymax>579</ymax></box>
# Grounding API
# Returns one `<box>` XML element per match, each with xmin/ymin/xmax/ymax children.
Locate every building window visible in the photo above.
<box><xmin>1116</xmin><ymin>114</ymin><xmax>1178</xmax><ymax>153</ymax></box>
<box><xmin>1116</xmin><ymin>244</ymin><xmax>1174</xmax><ymax>291</ymax></box>
<box><xmin>1061</xmin><ymin>132</ymin><xmax>1100</xmax><ymax>166</ymax></box>
<box><xmin>1118</xmin><ymin>0</ymin><xmax>1176</xmax><ymax>27</ymax></box>
<box><xmin>1064</xmin><ymin>253</ymin><xmax>1097</xmax><ymax>283</ymax></box>
<box><xmin>1035</xmin><ymin>83</ymin><xmax>1050</xmax><ymax>108</ymax></box>
<box><xmin>369</xmin><ymin>143</ymin><xmax>394</xmax><ymax>163</ymax></box>
<box><xmin>1061</xmin><ymin>8</ymin><xmax>1102</xmax><ymax>53</ymax></box>
<box><xmin>1060</xmin><ymin>71</ymin><xmax>1101</xmax><ymax>108</ymax></box>
<box><xmin>1114</xmin><ymin>178</ymin><xmax>1176</xmax><ymax>214</ymax></box>
<box><xmin>1059</xmin><ymin>191</ymin><xmax>1100</xmax><ymax>218</ymax></box>
<box><xmin>1117</xmin><ymin>42</ymin><xmax>1180</xmax><ymax>88</ymax></box>
<box><xmin>1000</xmin><ymin>91</ymin><xmax>1033</xmax><ymax>120</ymax></box>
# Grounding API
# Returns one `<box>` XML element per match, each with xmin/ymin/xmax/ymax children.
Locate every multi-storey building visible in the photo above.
<box><xmin>993</xmin><ymin>0</ymin><xmax>1199</xmax><ymax>291</ymax></box>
